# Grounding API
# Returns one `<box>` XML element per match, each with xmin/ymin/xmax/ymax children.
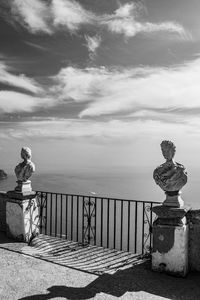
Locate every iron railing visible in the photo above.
<box><xmin>36</xmin><ymin>191</ymin><xmax>160</xmax><ymax>255</ymax></box>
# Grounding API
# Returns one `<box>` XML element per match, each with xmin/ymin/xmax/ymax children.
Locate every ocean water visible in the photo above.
<box><xmin>0</xmin><ymin>168</ymin><xmax>198</xmax><ymax>207</ymax></box>
<box><xmin>1</xmin><ymin>168</ymin><xmax>199</xmax><ymax>252</ymax></box>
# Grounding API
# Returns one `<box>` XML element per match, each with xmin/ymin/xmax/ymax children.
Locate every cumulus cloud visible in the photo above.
<box><xmin>84</xmin><ymin>35</ymin><xmax>102</xmax><ymax>60</ymax></box>
<box><xmin>0</xmin><ymin>61</ymin><xmax>42</xmax><ymax>93</ymax></box>
<box><xmin>7</xmin><ymin>0</ymin><xmax>187</xmax><ymax>39</ymax></box>
<box><xmin>52</xmin><ymin>58</ymin><xmax>200</xmax><ymax>118</ymax></box>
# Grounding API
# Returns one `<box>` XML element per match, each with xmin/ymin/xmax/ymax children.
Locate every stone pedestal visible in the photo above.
<box><xmin>152</xmin><ymin>205</ymin><xmax>189</xmax><ymax>277</ymax></box>
<box><xmin>15</xmin><ymin>180</ymin><xmax>32</xmax><ymax>193</ymax></box>
<box><xmin>163</xmin><ymin>191</ymin><xmax>184</xmax><ymax>208</ymax></box>
<box><xmin>186</xmin><ymin>210</ymin><xmax>200</xmax><ymax>272</ymax></box>
<box><xmin>6</xmin><ymin>191</ymin><xmax>39</xmax><ymax>242</ymax></box>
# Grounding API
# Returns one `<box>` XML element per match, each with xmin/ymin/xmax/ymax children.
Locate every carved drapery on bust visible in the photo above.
<box><xmin>15</xmin><ymin>147</ymin><xmax>35</xmax><ymax>182</ymax></box>
<box><xmin>153</xmin><ymin>141</ymin><xmax>187</xmax><ymax>193</ymax></box>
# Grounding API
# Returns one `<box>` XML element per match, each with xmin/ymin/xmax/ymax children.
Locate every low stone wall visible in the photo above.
<box><xmin>0</xmin><ymin>191</ymin><xmax>7</xmax><ymax>232</ymax></box>
<box><xmin>187</xmin><ymin>210</ymin><xmax>200</xmax><ymax>272</ymax></box>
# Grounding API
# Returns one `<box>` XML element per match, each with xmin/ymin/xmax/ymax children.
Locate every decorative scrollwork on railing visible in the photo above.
<box><xmin>36</xmin><ymin>192</ymin><xmax>47</xmax><ymax>233</ymax></box>
<box><xmin>142</xmin><ymin>203</ymin><xmax>153</xmax><ymax>255</ymax></box>
<box><xmin>83</xmin><ymin>197</ymin><xmax>96</xmax><ymax>244</ymax></box>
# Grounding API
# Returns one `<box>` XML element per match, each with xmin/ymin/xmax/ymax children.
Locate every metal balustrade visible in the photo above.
<box><xmin>36</xmin><ymin>191</ymin><xmax>160</xmax><ymax>255</ymax></box>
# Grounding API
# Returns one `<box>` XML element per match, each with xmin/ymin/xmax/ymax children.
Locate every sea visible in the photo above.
<box><xmin>0</xmin><ymin>167</ymin><xmax>198</xmax><ymax>207</ymax></box>
<box><xmin>1</xmin><ymin>168</ymin><xmax>199</xmax><ymax>252</ymax></box>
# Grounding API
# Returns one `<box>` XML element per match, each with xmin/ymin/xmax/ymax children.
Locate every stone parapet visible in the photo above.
<box><xmin>6</xmin><ymin>192</ymin><xmax>39</xmax><ymax>242</ymax></box>
<box><xmin>0</xmin><ymin>191</ymin><xmax>7</xmax><ymax>232</ymax></box>
<box><xmin>186</xmin><ymin>209</ymin><xmax>200</xmax><ymax>272</ymax></box>
<box><xmin>152</xmin><ymin>204</ymin><xmax>189</xmax><ymax>277</ymax></box>
<box><xmin>152</xmin><ymin>224</ymin><xmax>188</xmax><ymax>277</ymax></box>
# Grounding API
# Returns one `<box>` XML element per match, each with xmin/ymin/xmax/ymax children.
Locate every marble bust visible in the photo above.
<box><xmin>153</xmin><ymin>141</ymin><xmax>187</xmax><ymax>194</ymax></box>
<box><xmin>15</xmin><ymin>147</ymin><xmax>35</xmax><ymax>183</ymax></box>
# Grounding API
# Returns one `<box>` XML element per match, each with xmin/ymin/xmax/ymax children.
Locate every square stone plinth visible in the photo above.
<box><xmin>6</xmin><ymin>196</ymin><xmax>39</xmax><ymax>242</ymax></box>
<box><xmin>152</xmin><ymin>224</ymin><xmax>188</xmax><ymax>277</ymax></box>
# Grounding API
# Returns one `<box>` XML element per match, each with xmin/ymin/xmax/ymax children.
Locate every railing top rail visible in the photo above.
<box><xmin>36</xmin><ymin>190</ymin><xmax>161</xmax><ymax>205</ymax></box>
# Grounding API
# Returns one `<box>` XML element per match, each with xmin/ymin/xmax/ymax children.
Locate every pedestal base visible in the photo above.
<box><xmin>6</xmin><ymin>195</ymin><xmax>39</xmax><ymax>242</ymax></box>
<box><xmin>163</xmin><ymin>194</ymin><xmax>184</xmax><ymax>208</ymax></box>
<box><xmin>15</xmin><ymin>180</ymin><xmax>32</xmax><ymax>193</ymax></box>
<box><xmin>7</xmin><ymin>190</ymin><xmax>36</xmax><ymax>200</ymax></box>
<box><xmin>152</xmin><ymin>204</ymin><xmax>189</xmax><ymax>277</ymax></box>
<box><xmin>152</xmin><ymin>224</ymin><xmax>188</xmax><ymax>277</ymax></box>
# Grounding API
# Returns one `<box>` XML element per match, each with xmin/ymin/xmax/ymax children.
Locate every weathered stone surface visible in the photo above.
<box><xmin>7</xmin><ymin>190</ymin><xmax>36</xmax><ymax>200</ymax></box>
<box><xmin>152</xmin><ymin>224</ymin><xmax>189</xmax><ymax>277</ymax></box>
<box><xmin>0</xmin><ymin>192</ymin><xmax>7</xmax><ymax>232</ymax></box>
<box><xmin>6</xmin><ymin>197</ymin><xmax>39</xmax><ymax>242</ymax></box>
<box><xmin>152</xmin><ymin>205</ymin><xmax>188</xmax><ymax>226</ymax></box>
<box><xmin>187</xmin><ymin>209</ymin><xmax>200</xmax><ymax>271</ymax></box>
<box><xmin>14</xmin><ymin>180</ymin><xmax>33</xmax><ymax>193</ymax></box>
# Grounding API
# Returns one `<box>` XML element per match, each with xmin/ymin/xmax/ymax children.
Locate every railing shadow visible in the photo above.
<box><xmin>18</xmin><ymin>261</ymin><xmax>200</xmax><ymax>300</ymax></box>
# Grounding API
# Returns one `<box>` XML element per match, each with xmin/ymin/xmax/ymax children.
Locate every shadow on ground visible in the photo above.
<box><xmin>18</xmin><ymin>261</ymin><xmax>200</xmax><ymax>300</ymax></box>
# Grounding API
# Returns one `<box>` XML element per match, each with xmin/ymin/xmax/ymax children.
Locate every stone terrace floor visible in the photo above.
<box><xmin>1</xmin><ymin>232</ymin><xmax>200</xmax><ymax>299</ymax></box>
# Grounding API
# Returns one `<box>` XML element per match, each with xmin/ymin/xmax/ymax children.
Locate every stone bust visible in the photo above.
<box><xmin>153</xmin><ymin>140</ymin><xmax>187</xmax><ymax>192</ymax></box>
<box><xmin>15</xmin><ymin>147</ymin><xmax>35</xmax><ymax>182</ymax></box>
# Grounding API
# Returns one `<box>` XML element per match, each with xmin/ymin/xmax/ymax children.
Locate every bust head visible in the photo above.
<box><xmin>161</xmin><ymin>140</ymin><xmax>176</xmax><ymax>161</ymax></box>
<box><xmin>21</xmin><ymin>147</ymin><xmax>32</xmax><ymax>161</ymax></box>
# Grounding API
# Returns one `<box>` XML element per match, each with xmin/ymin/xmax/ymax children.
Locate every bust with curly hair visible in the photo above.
<box><xmin>153</xmin><ymin>140</ymin><xmax>187</xmax><ymax>193</ymax></box>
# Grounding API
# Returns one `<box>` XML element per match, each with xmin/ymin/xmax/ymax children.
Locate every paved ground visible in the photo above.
<box><xmin>1</xmin><ymin>233</ymin><xmax>200</xmax><ymax>300</ymax></box>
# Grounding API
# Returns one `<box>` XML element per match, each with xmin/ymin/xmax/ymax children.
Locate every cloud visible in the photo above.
<box><xmin>0</xmin><ymin>61</ymin><xmax>42</xmax><ymax>93</ymax></box>
<box><xmin>51</xmin><ymin>0</ymin><xmax>94</xmax><ymax>32</ymax></box>
<box><xmin>0</xmin><ymin>118</ymin><xmax>199</xmax><ymax>142</ymax></box>
<box><xmin>99</xmin><ymin>3</ymin><xmax>187</xmax><ymax>38</ymax></box>
<box><xmin>52</xmin><ymin>57</ymin><xmax>200</xmax><ymax>118</ymax></box>
<box><xmin>11</xmin><ymin>0</ymin><xmax>52</xmax><ymax>34</ymax></box>
<box><xmin>7</xmin><ymin>0</ymin><xmax>187</xmax><ymax>39</ymax></box>
<box><xmin>0</xmin><ymin>91</ymin><xmax>54</xmax><ymax>114</ymax></box>
<box><xmin>24</xmin><ymin>41</ymin><xmax>48</xmax><ymax>51</ymax></box>
<box><xmin>84</xmin><ymin>35</ymin><xmax>102</xmax><ymax>60</ymax></box>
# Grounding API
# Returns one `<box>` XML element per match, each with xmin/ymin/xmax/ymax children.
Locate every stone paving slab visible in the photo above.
<box><xmin>1</xmin><ymin>233</ymin><xmax>200</xmax><ymax>299</ymax></box>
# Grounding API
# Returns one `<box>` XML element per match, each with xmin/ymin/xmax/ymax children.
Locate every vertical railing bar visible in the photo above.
<box><xmin>88</xmin><ymin>196</ymin><xmax>91</xmax><ymax>244</ymax></box>
<box><xmin>113</xmin><ymin>200</ymin><xmax>116</xmax><ymax>249</ymax></box>
<box><xmin>94</xmin><ymin>197</ymin><xmax>97</xmax><ymax>245</ymax></box>
<box><xmin>76</xmin><ymin>196</ymin><xmax>79</xmax><ymax>242</ymax></box>
<box><xmin>39</xmin><ymin>192</ymin><xmax>43</xmax><ymax>233</ymax></box>
<box><xmin>82</xmin><ymin>197</ymin><xmax>84</xmax><ymax>244</ymax></box>
<box><xmin>101</xmin><ymin>198</ymin><xmax>103</xmax><ymax>247</ymax></box>
<box><xmin>65</xmin><ymin>195</ymin><xmax>68</xmax><ymax>239</ymax></box>
<box><xmin>55</xmin><ymin>193</ymin><xmax>58</xmax><ymax>237</ymax></box>
<box><xmin>45</xmin><ymin>193</ymin><xmax>47</xmax><ymax>235</ymax></box>
<box><xmin>50</xmin><ymin>193</ymin><xmax>53</xmax><ymax>236</ymax></box>
<box><xmin>107</xmin><ymin>198</ymin><xmax>110</xmax><ymax>249</ymax></box>
<box><xmin>150</xmin><ymin>202</ymin><xmax>153</xmax><ymax>251</ymax></box>
<box><xmin>60</xmin><ymin>194</ymin><xmax>63</xmax><ymax>238</ymax></box>
<box><xmin>71</xmin><ymin>195</ymin><xmax>73</xmax><ymax>240</ymax></box>
<box><xmin>134</xmin><ymin>201</ymin><xmax>138</xmax><ymax>253</ymax></box>
<box><xmin>127</xmin><ymin>200</ymin><xmax>130</xmax><ymax>252</ymax></box>
<box><xmin>120</xmin><ymin>200</ymin><xmax>123</xmax><ymax>251</ymax></box>
<box><xmin>142</xmin><ymin>202</ymin><xmax>145</xmax><ymax>255</ymax></box>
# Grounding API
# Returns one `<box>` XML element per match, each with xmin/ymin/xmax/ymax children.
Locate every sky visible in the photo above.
<box><xmin>0</xmin><ymin>0</ymin><xmax>200</xmax><ymax>177</ymax></box>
